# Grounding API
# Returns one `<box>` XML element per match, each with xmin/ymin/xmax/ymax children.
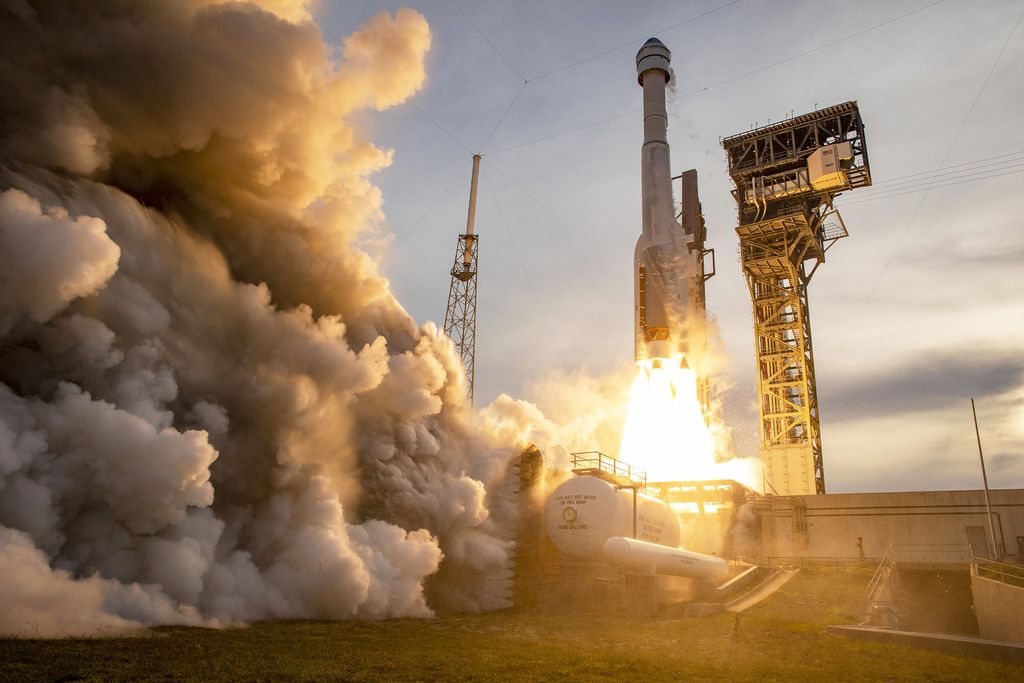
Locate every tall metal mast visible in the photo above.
<box><xmin>443</xmin><ymin>154</ymin><xmax>481</xmax><ymax>404</ymax></box>
<box><xmin>722</xmin><ymin>102</ymin><xmax>871</xmax><ymax>495</ymax></box>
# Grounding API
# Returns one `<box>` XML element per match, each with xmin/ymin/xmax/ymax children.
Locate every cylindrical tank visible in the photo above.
<box><xmin>545</xmin><ymin>475</ymin><xmax>680</xmax><ymax>561</ymax></box>
<box><xmin>602</xmin><ymin>536</ymin><xmax>729</xmax><ymax>583</ymax></box>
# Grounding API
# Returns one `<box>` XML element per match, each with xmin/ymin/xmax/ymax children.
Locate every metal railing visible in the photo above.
<box><xmin>973</xmin><ymin>556</ymin><xmax>1024</xmax><ymax>589</ymax></box>
<box><xmin>570</xmin><ymin>451</ymin><xmax>646</xmax><ymax>487</ymax></box>
<box><xmin>888</xmin><ymin>543</ymin><xmax>972</xmax><ymax>564</ymax></box>
<box><xmin>866</xmin><ymin>544</ymin><xmax>894</xmax><ymax>597</ymax></box>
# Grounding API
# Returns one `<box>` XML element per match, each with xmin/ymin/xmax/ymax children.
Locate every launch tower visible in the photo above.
<box><xmin>443</xmin><ymin>154</ymin><xmax>481</xmax><ymax>404</ymax></box>
<box><xmin>722</xmin><ymin>102</ymin><xmax>871</xmax><ymax>495</ymax></box>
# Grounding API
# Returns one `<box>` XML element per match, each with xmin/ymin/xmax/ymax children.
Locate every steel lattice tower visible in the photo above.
<box><xmin>443</xmin><ymin>154</ymin><xmax>481</xmax><ymax>404</ymax></box>
<box><xmin>722</xmin><ymin>102</ymin><xmax>871</xmax><ymax>495</ymax></box>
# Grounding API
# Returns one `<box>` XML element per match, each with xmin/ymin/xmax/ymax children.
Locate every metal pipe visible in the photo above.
<box><xmin>603</xmin><ymin>536</ymin><xmax>729</xmax><ymax>582</ymax></box>
<box><xmin>972</xmin><ymin>398</ymin><xmax>998</xmax><ymax>558</ymax></box>
<box><xmin>632</xmin><ymin>487</ymin><xmax>638</xmax><ymax>539</ymax></box>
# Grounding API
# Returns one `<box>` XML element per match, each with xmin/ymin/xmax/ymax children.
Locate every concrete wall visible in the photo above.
<box><xmin>894</xmin><ymin>569</ymin><xmax>977</xmax><ymax>635</ymax></box>
<box><xmin>972</xmin><ymin>574</ymin><xmax>1024</xmax><ymax>643</ymax></box>
<box><xmin>751</xmin><ymin>489</ymin><xmax>1024</xmax><ymax>561</ymax></box>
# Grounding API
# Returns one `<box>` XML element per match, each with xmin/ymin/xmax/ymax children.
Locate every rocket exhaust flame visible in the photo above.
<box><xmin>620</xmin><ymin>357</ymin><xmax>714</xmax><ymax>482</ymax></box>
<box><xmin>619</xmin><ymin>358</ymin><xmax>757</xmax><ymax>488</ymax></box>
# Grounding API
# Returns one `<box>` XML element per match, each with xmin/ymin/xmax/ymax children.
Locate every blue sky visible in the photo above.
<box><xmin>317</xmin><ymin>0</ymin><xmax>1024</xmax><ymax>493</ymax></box>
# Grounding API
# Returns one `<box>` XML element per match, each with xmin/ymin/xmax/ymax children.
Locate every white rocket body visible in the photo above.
<box><xmin>634</xmin><ymin>38</ymin><xmax>695</xmax><ymax>365</ymax></box>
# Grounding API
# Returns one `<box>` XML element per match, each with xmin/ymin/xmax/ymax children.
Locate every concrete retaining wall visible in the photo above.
<box><xmin>971</xmin><ymin>574</ymin><xmax>1024</xmax><ymax>643</ymax></box>
<box><xmin>750</xmin><ymin>489</ymin><xmax>1024</xmax><ymax>561</ymax></box>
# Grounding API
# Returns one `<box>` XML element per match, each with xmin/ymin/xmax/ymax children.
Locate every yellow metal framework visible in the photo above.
<box><xmin>723</xmin><ymin>102</ymin><xmax>871</xmax><ymax>495</ymax></box>
<box><xmin>738</xmin><ymin>210</ymin><xmax>829</xmax><ymax>495</ymax></box>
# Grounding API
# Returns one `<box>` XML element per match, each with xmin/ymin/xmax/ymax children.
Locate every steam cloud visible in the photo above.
<box><xmin>0</xmin><ymin>0</ymin><xmax>525</xmax><ymax>636</ymax></box>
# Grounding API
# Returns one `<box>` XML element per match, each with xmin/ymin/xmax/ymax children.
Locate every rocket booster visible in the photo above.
<box><xmin>633</xmin><ymin>38</ymin><xmax>698</xmax><ymax>366</ymax></box>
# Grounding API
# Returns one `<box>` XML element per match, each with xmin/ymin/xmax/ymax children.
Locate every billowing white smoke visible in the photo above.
<box><xmin>0</xmin><ymin>0</ymin><xmax>521</xmax><ymax>636</ymax></box>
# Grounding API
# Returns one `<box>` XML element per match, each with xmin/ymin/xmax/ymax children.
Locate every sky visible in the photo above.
<box><xmin>317</xmin><ymin>0</ymin><xmax>1024</xmax><ymax>493</ymax></box>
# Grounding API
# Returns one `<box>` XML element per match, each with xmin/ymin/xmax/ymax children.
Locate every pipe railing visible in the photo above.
<box><xmin>569</xmin><ymin>451</ymin><xmax>646</xmax><ymax>487</ymax></box>
<box><xmin>972</xmin><ymin>556</ymin><xmax>1024</xmax><ymax>589</ymax></box>
<box><xmin>866</xmin><ymin>544</ymin><xmax>894</xmax><ymax>597</ymax></box>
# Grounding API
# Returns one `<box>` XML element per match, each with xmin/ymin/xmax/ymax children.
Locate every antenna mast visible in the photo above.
<box><xmin>443</xmin><ymin>154</ymin><xmax>481</xmax><ymax>404</ymax></box>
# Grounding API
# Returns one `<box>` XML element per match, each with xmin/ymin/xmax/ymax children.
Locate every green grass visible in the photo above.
<box><xmin>3</xmin><ymin>567</ymin><xmax>1020</xmax><ymax>681</ymax></box>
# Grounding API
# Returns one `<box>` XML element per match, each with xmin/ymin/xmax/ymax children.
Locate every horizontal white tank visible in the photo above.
<box><xmin>603</xmin><ymin>536</ymin><xmax>729</xmax><ymax>583</ymax></box>
<box><xmin>545</xmin><ymin>475</ymin><xmax>680</xmax><ymax>561</ymax></box>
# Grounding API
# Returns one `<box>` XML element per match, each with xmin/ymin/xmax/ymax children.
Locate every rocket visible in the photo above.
<box><xmin>633</xmin><ymin>38</ymin><xmax>701</xmax><ymax>368</ymax></box>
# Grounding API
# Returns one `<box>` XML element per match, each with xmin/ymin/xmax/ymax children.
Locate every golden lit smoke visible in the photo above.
<box><xmin>619</xmin><ymin>356</ymin><xmax>755</xmax><ymax>487</ymax></box>
<box><xmin>0</xmin><ymin>0</ymin><xmax>524</xmax><ymax>636</ymax></box>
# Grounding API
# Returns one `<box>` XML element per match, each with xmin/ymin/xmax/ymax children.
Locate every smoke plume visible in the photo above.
<box><xmin>0</xmin><ymin>0</ymin><xmax>522</xmax><ymax>636</ymax></box>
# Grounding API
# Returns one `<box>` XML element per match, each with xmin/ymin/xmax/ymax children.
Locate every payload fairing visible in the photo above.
<box><xmin>633</xmin><ymin>38</ymin><xmax>702</xmax><ymax>367</ymax></box>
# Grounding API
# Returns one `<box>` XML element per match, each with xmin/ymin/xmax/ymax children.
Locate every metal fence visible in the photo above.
<box><xmin>973</xmin><ymin>556</ymin><xmax>1024</xmax><ymax>589</ymax></box>
<box><xmin>569</xmin><ymin>451</ymin><xmax>646</xmax><ymax>487</ymax></box>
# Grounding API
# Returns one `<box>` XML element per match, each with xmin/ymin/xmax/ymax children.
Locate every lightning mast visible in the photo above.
<box><xmin>443</xmin><ymin>154</ymin><xmax>481</xmax><ymax>404</ymax></box>
<box><xmin>722</xmin><ymin>102</ymin><xmax>871</xmax><ymax>495</ymax></box>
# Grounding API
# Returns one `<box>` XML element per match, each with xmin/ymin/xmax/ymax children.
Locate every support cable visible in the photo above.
<box><xmin>411</xmin><ymin>103</ymin><xmax>476</xmax><ymax>156</ymax></box>
<box><xmin>485</xmin><ymin>108</ymin><xmax>639</xmax><ymax>156</ymax></box>
<box><xmin>449</xmin><ymin>0</ymin><xmax>528</xmax><ymax>84</ymax></box>
<box><xmin>833</xmin><ymin>2</ymin><xmax>1024</xmax><ymax>355</ymax></box>
<box><xmin>479</xmin><ymin>81</ymin><xmax>527</xmax><ymax>154</ymax></box>
<box><xmin>483</xmin><ymin>159</ymin><xmax>625</xmax><ymax>270</ymax></box>
<box><xmin>482</xmin><ymin>168</ymin><xmax>556</xmax><ymax>346</ymax></box>
<box><xmin>486</xmin><ymin>0</ymin><xmax>947</xmax><ymax>156</ymax></box>
<box><xmin>524</xmin><ymin>0</ymin><xmax>745</xmax><ymax>82</ymax></box>
<box><xmin>395</xmin><ymin>157</ymin><xmax>472</xmax><ymax>247</ymax></box>
<box><xmin>862</xmin><ymin>148</ymin><xmax>1024</xmax><ymax>185</ymax></box>
<box><xmin>842</xmin><ymin>166</ymin><xmax>1024</xmax><ymax>207</ymax></box>
<box><xmin>676</xmin><ymin>0</ymin><xmax>947</xmax><ymax>100</ymax></box>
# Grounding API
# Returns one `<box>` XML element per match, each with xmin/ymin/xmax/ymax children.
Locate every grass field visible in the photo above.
<box><xmin>3</xmin><ymin>567</ymin><xmax>1021</xmax><ymax>681</ymax></box>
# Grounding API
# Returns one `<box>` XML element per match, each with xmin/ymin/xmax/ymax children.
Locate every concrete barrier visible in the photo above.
<box><xmin>829</xmin><ymin>625</ymin><xmax>1024</xmax><ymax>665</ymax></box>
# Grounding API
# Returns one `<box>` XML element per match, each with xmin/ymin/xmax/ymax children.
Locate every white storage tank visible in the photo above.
<box><xmin>545</xmin><ymin>475</ymin><xmax>680</xmax><ymax>561</ymax></box>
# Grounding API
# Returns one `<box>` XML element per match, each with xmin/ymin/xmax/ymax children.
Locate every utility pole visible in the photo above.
<box><xmin>971</xmin><ymin>398</ymin><xmax>998</xmax><ymax>558</ymax></box>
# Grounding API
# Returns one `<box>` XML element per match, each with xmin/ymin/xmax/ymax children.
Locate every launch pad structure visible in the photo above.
<box><xmin>443</xmin><ymin>154</ymin><xmax>482</xmax><ymax>404</ymax></box>
<box><xmin>722</xmin><ymin>103</ymin><xmax>872</xmax><ymax>496</ymax></box>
